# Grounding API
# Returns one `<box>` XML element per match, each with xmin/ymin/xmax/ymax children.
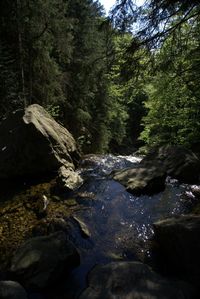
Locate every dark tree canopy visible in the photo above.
<box><xmin>111</xmin><ymin>0</ymin><xmax>200</xmax><ymax>49</ymax></box>
<box><xmin>0</xmin><ymin>0</ymin><xmax>200</xmax><ymax>153</ymax></box>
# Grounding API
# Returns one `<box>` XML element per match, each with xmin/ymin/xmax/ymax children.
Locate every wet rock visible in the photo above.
<box><xmin>153</xmin><ymin>215</ymin><xmax>200</xmax><ymax>283</ymax></box>
<box><xmin>31</xmin><ymin>194</ymin><xmax>49</xmax><ymax>219</ymax></box>
<box><xmin>57</xmin><ymin>165</ymin><xmax>83</xmax><ymax>191</ymax></box>
<box><xmin>142</xmin><ymin>145</ymin><xmax>200</xmax><ymax>183</ymax></box>
<box><xmin>113</xmin><ymin>145</ymin><xmax>200</xmax><ymax>195</ymax></box>
<box><xmin>80</xmin><ymin>261</ymin><xmax>194</xmax><ymax>299</ymax></box>
<box><xmin>10</xmin><ymin>231</ymin><xmax>80</xmax><ymax>290</ymax></box>
<box><xmin>0</xmin><ymin>104</ymin><xmax>81</xmax><ymax>189</ymax></box>
<box><xmin>72</xmin><ymin>216</ymin><xmax>91</xmax><ymax>238</ymax></box>
<box><xmin>31</xmin><ymin>217</ymin><xmax>69</xmax><ymax>237</ymax></box>
<box><xmin>0</xmin><ymin>280</ymin><xmax>27</xmax><ymax>299</ymax></box>
<box><xmin>113</xmin><ymin>165</ymin><xmax>166</xmax><ymax>195</ymax></box>
<box><xmin>48</xmin><ymin>217</ymin><xmax>69</xmax><ymax>233</ymax></box>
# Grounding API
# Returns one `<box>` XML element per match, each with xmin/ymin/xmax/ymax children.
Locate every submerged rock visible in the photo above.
<box><xmin>80</xmin><ymin>261</ymin><xmax>194</xmax><ymax>299</ymax></box>
<box><xmin>0</xmin><ymin>280</ymin><xmax>27</xmax><ymax>299</ymax></box>
<box><xmin>153</xmin><ymin>215</ymin><xmax>200</xmax><ymax>283</ymax></box>
<box><xmin>10</xmin><ymin>231</ymin><xmax>80</xmax><ymax>289</ymax></box>
<box><xmin>0</xmin><ymin>104</ymin><xmax>82</xmax><ymax>189</ymax></box>
<box><xmin>0</xmin><ymin>178</ymin><xmax>81</xmax><ymax>271</ymax></box>
<box><xmin>72</xmin><ymin>215</ymin><xmax>91</xmax><ymax>238</ymax></box>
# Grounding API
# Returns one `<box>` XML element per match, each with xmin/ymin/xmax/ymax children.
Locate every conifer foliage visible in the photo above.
<box><xmin>3</xmin><ymin>0</ymin><xmax>199</xmax><ymax>153</ymax></box>
<box><xmin>0</xmin><ymin>0</ymin><xmax>146</xmax><ymax>153</ymax></box>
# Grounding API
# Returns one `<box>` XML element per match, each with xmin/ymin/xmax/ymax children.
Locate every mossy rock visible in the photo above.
<box><xmin>191</xmin><ymin>203</ymin><xmax>200</xmax><ymax>215</ymax></box>
<box><xmin>0</xmin><ymin>179</ymin><xmax>80</xmax><ymax>270</ymax></box>
<box><xmin>65</xmin><ymin>198</ymin><xmax>78</xmax><ymax>206</ymax></box>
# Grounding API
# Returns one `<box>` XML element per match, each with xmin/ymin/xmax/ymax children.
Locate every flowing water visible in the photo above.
<box><xmin>0</xmin><ymin>154</ymin><xmax>196</xmax><ymax>299</ymax></box>
<box><xmin>50</xmin><ymin>154</ymin><xmax>194</xmax><ymax>299</ymax></box>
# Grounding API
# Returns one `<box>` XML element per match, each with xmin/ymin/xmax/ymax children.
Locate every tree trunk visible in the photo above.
<box><xmin>16</xmin><ymin>0</ymin><xmax>26</xmax><ymax>107</ymax></box>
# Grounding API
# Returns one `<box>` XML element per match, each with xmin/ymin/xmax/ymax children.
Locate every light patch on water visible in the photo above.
<box><xmin>117</xmin><ymin>155</ymin><xmax>142</xmax><ymax>164</ymax></box>
<box><xmin>79</xmin><ymin>154</ymin><xmax>142</xmax><ymax>177</ymax></box>
<box><xmin>69</xmin><ymin>154</ymin><xmax>195</xmax><ymax>298</ymax></box>
<box><xmin>185</xmin><ymin>191</ymin><xmax>195</xmax><ymax>199</ymax></box>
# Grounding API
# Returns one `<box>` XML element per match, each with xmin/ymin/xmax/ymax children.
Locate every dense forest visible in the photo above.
<box><xmin>0</xmin><ymin>0</ymin><xmax>200</xmax><ymax>154</ymax></box>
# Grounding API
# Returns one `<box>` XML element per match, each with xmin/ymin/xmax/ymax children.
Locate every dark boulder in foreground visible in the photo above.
<box><xmin>153</xmin><ymin>214</ymin><xmax>200</xmax><ymax>284</ymax></box>
<box><xmin>10</xmin><ymin>231</ymin><xmax>80</xmax><ymax>290</ymax></box>
<box><xmin>113</xmin><ymin>145</ymin><xmax>200</xmax><ymax>195</ymax></box>
<box><xmin>0</xmin><ymin>104</ymin><xmax>82</xmax><ymax>189</ymax></box>
<box><xmin>80</xmin><ymin>261</ymin><xmax>194</xmax><ymax>299</ymax></box>
<box><xmin>0</xmin><ymin>280</ymin><xmax>27</xmax><ymax>299</ymax></box>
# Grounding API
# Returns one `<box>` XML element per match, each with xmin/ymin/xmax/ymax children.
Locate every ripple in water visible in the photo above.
<box><xmin>57</xmin><ymin>154</ymin><xmax>193</xmax><ymax>299</ymax></box>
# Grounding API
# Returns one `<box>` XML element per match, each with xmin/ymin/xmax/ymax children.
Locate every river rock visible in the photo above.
<box><xmin>0</xmin><ymin>104</ymin><xmax>81</xmax><ymax>188</ymax></box>
<box><xmin>112</xmin><ymin>165</ymin><xmax>166</xmax><ymax>195</ymax></box>
<box><xmin>10</xmin><ymin>231</ymin><xmax>80</xmax><ymax>289</ymax></box>
<box><xmin>113</xmin><ymin>145</ymin><xmax>200</xmax><ymax>195</ymax></box>
<box><xmin>80</xmin><ymin>261</ymin><xmax>194</xmax><ymax>299</ymax></box>
<box><xmin>0</xmin><ymin>280</ymin><xmax>27</xmax><ymax>299</ymax></box>
<box><xmin>153</xmin><ymin>215</ymin><xmax>200</xmax><ymax>283</ymax></box>
<box><xmin>142</xmin><ymin>145</ymin><xmax>200</xmax><ymax>183</ymax></box>
<box><xmin>72</xmin><ymin>215</ymin><xmax>91</xmax><ymax>238</ymax></box>
<box><xmin>57</xmin><ymin>165</ymin><xmax>83</xmax><ymax>191</ymax></box>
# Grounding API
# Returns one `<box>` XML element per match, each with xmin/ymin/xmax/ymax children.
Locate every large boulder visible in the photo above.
<box><xmin>113</xmin><ymin>145</ymin><xmax>200</xmax><ymax>195</ymax></box>
<box><xmin>142</xmin><ymin>145</ymin><xmax>200</xmax><ymax>183</ymax></box>
<box><xmin>112</xmin><ymin>165</ymin><xmax>166</xmax><ymax>195</ymax></box>
<box><xmin>80</xmin><ymin>261</ymin><xmax>194</xmax><ymax>299</ymax></box>
<box><xmin>0</xmin><ymin>104</ymin><xmax>81</xmax><ymax>187</ymax></box>
<box><xmin>0</xmin><ymin>281</ymin><xmax>27</xmax><ymax>299</ymax></box>
<box><xmin>10</xmin><ymin>231</ymin><xmax>80</xmax><ymax>290</ymax></box>
<box><xmin>153</xmin><ymin>215</ymin><xmax>200</xmax><ymax>283</ymax></box>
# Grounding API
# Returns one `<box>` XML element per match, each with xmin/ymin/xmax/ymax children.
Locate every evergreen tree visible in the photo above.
<box><xmin>0</xmin><ymin>0</ymin><xmax>156</xmax><ymax>154</ymax></box>
<box><xmin>107</xmin><ymin>33</ymin><xmax>147</xmax><ymax>153</ymax></box>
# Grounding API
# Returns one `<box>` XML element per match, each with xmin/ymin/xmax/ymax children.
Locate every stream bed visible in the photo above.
<box><xmin>47</xmin><ymin>154</ymin><xmax>194</xmax><ymax>299</ymax></box>
<box><xmin>0</xmin><ymin>154</ymin><xmax>197</xmax><ymax>299</ymax></box>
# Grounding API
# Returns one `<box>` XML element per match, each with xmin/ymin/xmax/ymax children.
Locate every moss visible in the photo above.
<box><xmin>0</xmin><ymin>179</ymin><xmax>79</xmax><ymax>270</ymax></box>
<box><xmin>191</xmin><ymin>203</ymin><xmax>200</xmax><ymax>215</ymax></box>
<box><xmin>65</xmin><ymin>198</ymin><xmax>78</xmax><ymax>206</ymax></box>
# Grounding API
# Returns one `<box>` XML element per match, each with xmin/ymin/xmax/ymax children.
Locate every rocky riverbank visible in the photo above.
<box><xmin>1</xmin><ymin>105</ymin><xmax>200</xmax><ymax>298</ymax></box>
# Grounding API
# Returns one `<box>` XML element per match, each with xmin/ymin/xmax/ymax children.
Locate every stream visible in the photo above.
<box><xmin>46</xmin><ymin>154</ymin><xmax>194</xmax><ymax>299</ymax></box>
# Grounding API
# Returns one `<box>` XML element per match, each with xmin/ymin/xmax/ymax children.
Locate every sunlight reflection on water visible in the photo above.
<box><xmin>63</xmin><ymin>154</ymin><xmax>193</xmax><ymax>298</ymax></box>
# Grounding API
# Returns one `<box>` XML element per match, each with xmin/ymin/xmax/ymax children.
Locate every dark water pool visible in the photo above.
<box><xmin>0</xmin><ymin>154</ymin><xmax>196</xmax><ymax>299</ymax></box>
<box><xmin>45</xmin><ymin>154</ymin><xmax>194</xmax><ymax>299</ymax></box>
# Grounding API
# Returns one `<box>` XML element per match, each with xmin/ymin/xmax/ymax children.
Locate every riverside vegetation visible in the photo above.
<box><xmin>0</xmin><ymin>105</ymin><xmax>200</xmax><ymax>299</ymax></box>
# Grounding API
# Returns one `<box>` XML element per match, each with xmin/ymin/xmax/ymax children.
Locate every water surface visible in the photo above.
<box><xmin>55</xmin><ymin>154</ymin><xmax>192</xmax><ymax>298</ymax></box>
